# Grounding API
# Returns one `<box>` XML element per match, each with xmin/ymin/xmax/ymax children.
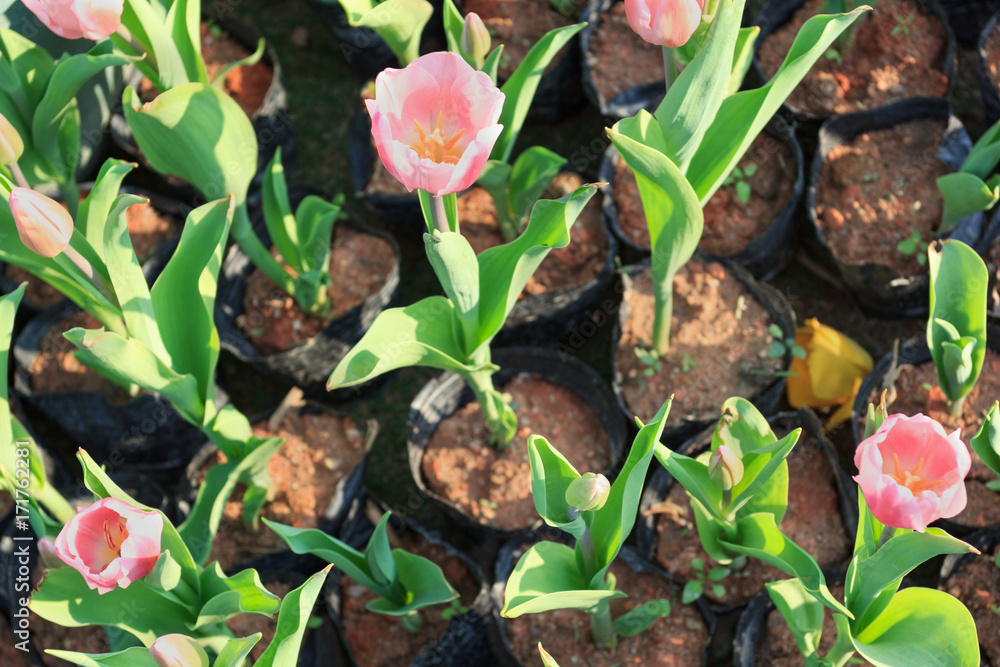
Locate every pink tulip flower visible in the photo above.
<box><xmin>21</xmin><ymin>0</ymin><xmax>123</xmax><ymax>41</ymax></box>
<box><xmin>8</xmin><ymin>187</ymin><xmax>74</xmax><ymax>258</ymax></box>
<box><xmin>366</xmin><ymin>51</ymin><xmax>504</xmax><ymax>197</ymax></box>
<box><xmin>625</xmin><ymin>0</ymin><xmax>704</xmax><ymax>48</ymax></box>
<box><xmin>854</xmin><ymin>413</ymin><xmax>970</xmax><ymax>532</ymax></box>
<box><xmin>54</xmin><ymin>497</ymin><xmax>163</xmax><ymax>594</ymax></box>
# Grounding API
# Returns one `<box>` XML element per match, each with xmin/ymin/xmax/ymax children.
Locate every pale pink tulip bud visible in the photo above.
<box><xmin>565</xmin><ymin>472</ymin><xmax>611</xmax><ymax>511</ymax></box>
<box><xmin>854</xmin><ymin>413</ymin><xmax>970</xmax><ymax>532</ymax></box>
<box><xmin>708</xmin><ymin>445</ymin><xmax>744</xmax><ymax>491</ymax></box>
<box><xmin>624</xmin><ymin>0</ymin><xmax>704</xmax><ymax>48</ymax></box>
<box><xmin>21</xmin><ymin>0</ymin><xmax>124</xmax><ymax>41</ymax></box>
<box><xmin>37</xmin><ymin>536</ymin><xmax>65</xmax><ymax>571</ymax></box>
<box><xmin>0</xmin><ymin>113</ymin><xmax>24</xmax><ymax>166</ymax></box>
<box><xmin>9</xmin><ymin>187</ymin><xmax>73</xmax><ymax>258</ymax></box>
<box><xmin>461</xmin><ymin>13</ymin><xmax>491</xmax><ymax>70</ymax></box>
<box><xmin>53</xmin><ymin>497</ymin><xmax>163</xmax><ymax>594</ymax></box>
<box><xmin>366</xmin><ymin>51</ymin><xmax>504</xmax><ymax>197</ymax></box>
<box><xmin>150</xmin><ymin>634</ymin><xmax>210</xmax><ymax>667</ymax></box>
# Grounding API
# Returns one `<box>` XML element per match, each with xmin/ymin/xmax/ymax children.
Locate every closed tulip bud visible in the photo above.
<box><xmin>37</xmin><ymin>536</ymin><xmax>65</xmax><ymax>571</ymax></box>
<box><xmin>625</xmin><ymin>0</ymin><xmax>704</xmax><ymax>48</ymax></box>
<box><xmin>150</xmin><ymin>634</ymin><xmax>210</xmax><ymax>667</ymax></box>
<box><xmin>565</xmin><ymin>472</ymin><xmax>611</xmax><ymax>511</ymax></box>
<box><xmin>9</xmin><ymin>188</ymin><xmax>73</xmax><ymax>258</ymax></box>
<box><xmin>708</xmin><ymin>445</ymin><xmax>743</xmax><ymax>491</ymax></box>
<box><xmin>461</xmin><ymin>12</ymin><xmax>491</xmax><ymax>70</ymax></box>
<box><xmin>0</xmin><ymin>114</ymin><xmax>24</xmax><ymax>166</ymax></box>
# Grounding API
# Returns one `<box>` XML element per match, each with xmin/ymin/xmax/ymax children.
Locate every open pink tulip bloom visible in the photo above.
<box><xmin>625</xmin><ymin>0</ymin><xmax>704</xmax><ymax>48</ymax></box>
<box><xmin>854</xmin><ymin>413</ymin><xmax>970</xmax><ymax>532</ymax></box>
<box><xmin>366</xmin><ymin>51</ymin><xmax>504</xmax><ymax>197</ymax></box>
<box><xmin>21</xmin><ymin>0</ymin><xmax>123</xmax><ymax>41</ymax></box>
<box><xmin>54</xmin><ymin>497</ymin><xmax>163</xmax><ymax>594</ymax></box>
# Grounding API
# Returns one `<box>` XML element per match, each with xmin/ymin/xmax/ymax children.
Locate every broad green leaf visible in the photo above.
<box><xmin>424</xmin><ymin>232</ymin><xmax>480</xmax><ymax>356</ymax></box>
<box><xmin>613</xmin><ymin>598</ymin><xmax>670</xmax><ymax>638</ymax></box>
<box><xmin>442</xmin><ymin>0</ymin><xmax>463</xmax><ymax>52</ymax></box>
<box><xmin>722</xmin><ymin>513</ymin><xmax>851</xmax><ymax>617</ymax></box>
<box><xmin>476</xmin><ymin>160</ymin><xmax>514</xmax><ymax>234</ymax></box>
<box><xmin>539</xmin><ymin>644</ymin><xmax>560</xmax><ymax>667</ymax></box>
<box><xmin>145</xmin><ymin>550</ymin><xmax>182</xmax><ymax>593</ymax></box>
<box><xmin>0</xmin><ymin>285</ymin><xmax>24</xmax><ymax>490</ymax></box>
<box><xmin>851</xmin><ymin>588</ymin><xmax>979</xmax><ymax>666</ymax></box>
<box><xmin>927</xmin><ymin>240</ymin><xmax>987</xmax><ymax>405</ymax></box>
<box><xmin>366</xmin><ymin>549</ymin><xmax>458</xmax><ymax>615</ymax></box>
<box><xmin>653</xmin><ymin>444</ymin><xmax>725</xmax><ymax>521</ymax></box>
<box><xmin>263</xmin><ymin>520</ymin><xmax>378</xmax><ymax>593</ymax></box>
<box><xmin>607</xmin><ymin>123</ymin><xmax>702</xmax><ymax>352</ymax></box>
<box><xmin>766</xmin><ymin>578</ymin><xmax>825</xmax><ymax>658</ymax></box>
<box><xmin>150</xmin><ymin>197</ymin><xmax>234</xmax><ymax>414</ymax></box>
<box><xmin>123</xmin><ymin>84</ymin><xmax>257</xmax><ymax>206</ymax></box>
<box><xmin>475</xmin><ymin>185</ymin><xmax>597</xmax><ymax>348</ymax></box>
<box><xmin>0</xmin><ymin>28</ymin><xmax>53</xmax><ymax>116</ymax></box>
<box><xmin>213</xmin><ymin>635</ymin><xmax>261</xmax><ymax>667</ymax></box>
<box><xmin>44</xmin><ymin>647</ymin><xmax>160</xmax><ymax>667</ymax></box>
<box><xmin>508</xmin><ymin>146</ymin><xmax>566</xmax><ymax>223</ymax></box>
<box><xmin>937</xmin><ymin>172</ymin><xmax>999</xmax><ymax>228</ymax></box>
<box><xmin>32</xmin><ymin>43</ymin><xmax>136</xmax><ymax>179</ymax></box>
<box><xmin>729</xmin><ymin>431</ymin><xmax>798</xmax><ymax>522</ymax></box>
<box><xmin>296</xmin><ymin>194</ymin><xmax>341</xmax><ymax>274</ymax></box>
<box><xmin>196</xmin><ymin>564</ymin><xmax>281</xmax><ymax>628</ymax></box>
<box><xmin>336</xmin><ymin>0</ymin><xmax>378</xmax><ymax>23</ymax></box>
<box><xmin>655</xmin><ymin>0</ymin><xmax>742</xmax><ymax>171</ymax></box>
<box><xmin>178</xmin><ymin>436</ymin><xmax>283</xmax><ymax>565</ymax></box>
<box><xmin>850</xmin><ymin>529</ymin><xmax>976</xmax><ymax>633</ymax></box>
<box><xmin>327</xmin><ymin>296</ymin><xmax>479</xmax><ymax>389</ymax></box>
<box><xmin>493</xmin><ymin>23</ymin><xmax>585</xmax><ymax>163</ymax></box>
<box><xmin>587</xmin><ymin>399</ymin><xmax>672</xmax><ymax>585</ymax></box>
<box><xmin>122</xmin><ymin>0</ymin><xmax>193</xmax><ymax>89</ymax></box>
<box><xmin>254</xmin><ymin>567</ymin><xmax>332</xmax><ymax>667</ymax></box>
<box><xmin>501</xmin><ymin>541</ymin><xmax>626</xmax><ymax>617</ymax></box>
<box><xmin>77</xmin><ymin>159</ymin><xmax>135</xmax><ymax>258</ymax></box>
<box><xmin>365</xmin><ymin>513</ymin><xmax>398</xmax><ymax>587</ymax></box>
<box><xmin>689</xmin><ymin>494</ymin><xmax>738</xmax><ymax>563</ymax></box>
<box><xmin>165</xmin><ymin>0</ymin><xmax>209</xmax><ymax>84</ymax></box>
<box><xmin>262</xmin><ymin>148</ymin><xmax>302</xmax><ymax>270</ymax></box>
<box><xmin>354</xmin><ymin>0</ymin><xmax>433</xmax><ymax>65</ymax></box>
<box><xmin>961</xmin><ymin>116</ymin><xmax>1000</xmax><ymax>178</ymax></box>
<box><xmin>970</xmin><ymin>402</ymin><xmax>1000</xmax><ymax>477</ymax></box>
<box><xmin>686</xmin><ymin>8</ymin><xmax>870</xmax><ymax>204</ymax></box>
<box><xmin>526</xmin><ymin>434</ymin><xmax>585</xmax><ymax>540</ymax></box>
<box><xmin>729</xmin><ymin>27</ymin><xmax>760</xmax><ymax>96</ymax></box>
<box><xmin>62</xmin><ymin>328</ymin><xmax>203</xmax><ymax>424</ymax></box>
<box><xmin>103</xmin><ymin>194</ymin><xmax>169</xmax><ymax>360</ymax></box>
<box><xmin>30</xmin><ymin>569</ymin><xmax>193</xmax><ymax>645</ymax></box>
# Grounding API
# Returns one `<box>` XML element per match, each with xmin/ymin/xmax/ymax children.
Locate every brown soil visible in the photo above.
<box><xmin>421</xmin><ymin>373</ymin><xmax>610</xmax><ymax>531</ymax></box>
<box><xmin>942</xmin><ymin>543</ymin><xmax>1000</xmax><ymax>666</ymax></box>
<box><xmin>758</xmin><ymin>585</ymin><xmax>875</xmax><ymax>666</ymax></box>
<box><xmin>587</xmin><ymin>2</ymin><xmax>663</xmax><ymax>103</ymax></box>
<box><xmin>757</xmin><ymin>0</ymin><xmax>949</xmax><ymax>116</ymax></box>
<box><xmin>340</xmin><ymin>518</ymin><xmax>482</xmax><ymax>667</ymax></box>
<box><xmin>616</xmin><ymin>260</ymin><xmax>783</xmax><ymax>426</ymax></box>
<box><xmin>614</xmin><ymin>132</ymin><xmax>796</xmax><ymax>255</ymax></box>
<box><xmin>815</xmin><ymin>119</ymin><xmax>951</xmax><ymax>276</ymax></box>
<box><xmin>140</xmin><ymin>22</ymin><xmax>273</xmax><ymax>118</ymax></box>
<box><xmin>237</xmin><ymin>225</ymin><xmax>396</xmax><ymax>355</ymax></box>
<box><xmin>198</xmin><ymin>410</ymin><xmax>367</xmax><ymax>571</ymax></box>
<box><xmin>28</xmin><ymin>311</ymin><xmax>131</xmax><ymax>401</ymax></box>
<box><xmin>0</xmin><ymin>489</ymin><xmax>11</xmax><ymax>516</ymax></box>
<box><xmin>31</xmin><ymin>619</ymin><xmax>110</xmax><ymax>667</ymax></box>
<box><xmin>225</xmin><ymin>581</ymin><xmax>294</xmax><ymax>663</ymax></box>
<box><xmin>873</xmin><ymin>350</ymin><xmax>1000</xmax><ymax>528</ymax></box>
<box><xmin>456</xmin><ymin>172</ymin><xmax>607</xmax><ymax>294</ymax></box>
<box><xmin>365</xmin><ymin>151</ymin><xmax>411</xmax><ymax>197</ymax></box>
<box><xmin>4</xmin><ymin>197</ymin><xmax>182</xmax><ymax>311</ymax></box>
<box><xmin>651</xmin><ymin>425</ymin><xmax>852</xmax><ymax>607</ymax></box>
<box><xmin>504</xmin><ymin>555</ymin><xmax>710</xmax><ymax>666</ymax></box>
<box><xmin>462</xmin><ymin>0</ymin><xmax>574</xmax><ymax>79</ymax></box>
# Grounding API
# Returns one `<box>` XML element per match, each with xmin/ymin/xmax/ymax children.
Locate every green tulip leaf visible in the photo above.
<box><xmin>766</xmin><ymin>578</ymin><xmax>825</xmax><ymax>658</ymax></box>
<box><xmin>508</xmin><ymin>146</ymin><xmax>566</xmax><ymax>224</ymax></box>
<box><xmin>354</xmin><ymin>0</ymin><xmax>433</xmax><ymax>65</ymax></box>
<box><xmin>970</xmin><ymin>402</ymin><xmax>1000</xmax><ymax>477</ymax></box>
<box><xmin>613</xmin><ymin>598</ymin><xmax>671</xmax><ymax>638</ymax></box>
<box><xmin>526</xmin><ymin>434</ymin><xmax>585</xmax><ymax>540</ymax></box>
<box><xmin>196</xmin><ymin>563</ymin><xmax>281</xmax><ymax>629</ymax></box>
<box><xmin>214</xmin><ymin>635</ymin><xmax>262</xmax><ymax>667</ymax></box>
<box><xmin>44</xmin><ymin>647</ymin><xmax>160</xmax><ymax>667</ymax></box>
<box><xmin>936</xmin><ymin>172</ymin><xmax>999</xmax><ymax>229</ymax></box>
<box><xmin>254</xmin><ymin>566</ymin><xmax>331</xmax><ymax>667</ymax></box>
<box><xmin>365</xmin><ymin>549</ymin><xmax>458</xmax><ymax>616</ymax></box>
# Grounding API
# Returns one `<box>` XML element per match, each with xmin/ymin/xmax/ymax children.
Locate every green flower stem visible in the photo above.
<box><xmin>428</xmin><ymin>194</ymin><xmax>450</xmax><ymax>234</ymax></box>
<box><xmin>948</xmin><ymin>395</ymin><xmax>965</xmax><ymax>420</ymax></box>
<box><xmin>591</xmin><ymin>599</ymin><xmax>617</xmax><ymax>651</ymax></box>
<box><xmin>8</xmin><ymin>162</ymin><xmax>29</xmax><ymax>189</ymax></box>
<box><xmin>35</xmin><ymin>484</ymin><xmax>73</xmax><ymax>525</ymax></box>
<box><xmin>465</xmin><ymin>368</ymin><xmax>517</xmax><ymax>448</ymax></box>
<box><xmin>232</xmin><ymin>203</ymin><xmax>295</xmax><ymax>296</ymax></box>
<box><xmin>652</xmin><ymin>287</ymin><xmax>673</xmax><ymax>356</ymax></box>
<box><xmin>663</xmin><ymin>47</ymin><xmax>679</xmax><ymax>93</ymax></box>
<box><xmin>876</xmin><ymin>525</ymin><xmax>897</xmax><ymax>551</ymax></box>
<box><xmin>400</xmin><ymin>610</ymin><xmax>424</xmax><ymax>634</ymax></box>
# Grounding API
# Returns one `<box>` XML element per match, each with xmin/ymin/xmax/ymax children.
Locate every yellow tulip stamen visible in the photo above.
<box><xmin>888</xmin><ymin>453</ymin><xmax>942</xmax><ymax>496</ymax></box>
<box><xmin>410</xmin><ymin>112</ymin><xmax>465</xmax><ymax>165</ymax></box>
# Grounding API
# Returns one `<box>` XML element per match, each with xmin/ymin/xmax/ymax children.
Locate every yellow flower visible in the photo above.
<box><xmin>786</xmin><ymin>318</ymin><xmax>874</xmax><ymax>428</ymax></box>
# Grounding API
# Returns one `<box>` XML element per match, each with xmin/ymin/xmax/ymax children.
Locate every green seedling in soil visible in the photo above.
<box><xmin>723</xmin><ymin>165</ymin><xmax>758</xmax><ymax>204</ymax></box>
<box><xmin>824</xmin><ymin>48</ymin><xmax>843</xmax><ymax>65</ymax></box>
<box><xmin>734</xmin><ymin>295</ymin><xmax>747</xmax><ymax>321</ymax></box>
<box><xmin>550</xmin><ymin>0</ymin><xmax>577</xmax><ymax>17</ymax></box>
<box><xmin>897</xmin><ymin>230</ymin><xmax>929</xmax><ymax>266</ymax></box>
<box><xmin>682</xmin><ymin>557</ymin><xmax>729</xmax><ymax>603</ymax></box>
<box><xmin>891</xmin><ymin>13</ymin><xmax>915</xmax><ymax>37</ymax></box>
<box><xmin>441</xmin><ymin>599</ymin><xmax>469</xmax><ymax>620</ymax></box>
<box><xmin>863</xmin><ymin>171</ymin><xmax>880</xmax><ymax>183</ymax></box>
<box><xmin>682</xmin><ymin>353</ymin><xmax>697</xmax><ymax>373</ymax></box>
<box><xmin>635</xmin><ymin>346</ymin><xmax>663</xmax><ymax>377</ymax></box>
<box><xmin>768</xmin><ymin>324</ymin><xmax>806</xmax><ymax>360</ymax></box>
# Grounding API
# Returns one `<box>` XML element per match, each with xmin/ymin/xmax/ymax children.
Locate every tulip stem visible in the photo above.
<box><xmin>591</xmin><ymin>599</ymin><xmax>617</xmax><ymax>651</ymax></box>
<box><xmin>58</xmin><ymin>246</ymin><xmax>118</xmax><ymax>312</ymax></box>
<box><xmin>36</xmin><ymin>484</ymin><xmax>74</xmax><ymax>525</ymax></box>
<box><xmin>8</xmin><ymin>162</ymin><xmax>29</xmax><ymax>189</ymax></box>
<box><xmin>876</xmin><ymin>525</ymin><xmax>896</xmax><ymax>551</ymax></box>
<box><xmin>429</xmin><ymin>194</ymin><xmax>450</xmax><ymax>234</ymax></box>
<box><xmin>232</xmin><ymin>203</ymin><xmax>296</xmax><ymax>296</ymax></box>
<box><xmin>947</xmin><ymin>396</ymin><xmax>965</xmax><ymax>419</ymax></box>
<box><xmin>663</xmin><ymin>47</ymin><xmax>679</xmax><ymax>92</ymax></box>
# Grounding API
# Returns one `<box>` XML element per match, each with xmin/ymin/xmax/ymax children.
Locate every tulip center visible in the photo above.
<box><xmin>888</xmin><ymin>453</ymin><xmax>942</xmax><ymax>496</ymax></box>
<box><xmin>410</xmin><ymin>112</ymin><xmax>466</xmax><ymax>165</ymax></box>
<box><xmin>102</xmin><ymin>518</ymin><xmax>129</xmax><ymax>555</ymax></box>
